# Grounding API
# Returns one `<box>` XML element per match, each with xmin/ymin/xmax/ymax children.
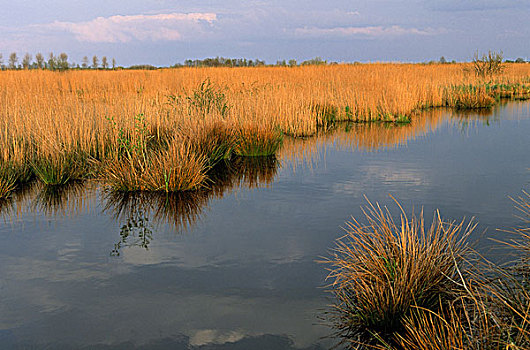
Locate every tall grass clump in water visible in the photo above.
<box><xmin>102</xmin><ymin>138</ymin><xmax>208</xmax><ymax>192</ymax></box>
<box><xmin>325</xmin><ymin>200</ymin><xmax>474</xmax><ymax>349</ymax></box>
<box><xmin>234</xmin><ymin>123</ymin><xmax>283</xmax><ymax>157</ymax></box>
<box><xmin>444</xmin><ymin>85</ymin><xmax>496</xmax><ymax>109</ymax></box>
<box><xmin>178</xmin><ymin>119</ymin><xmax>236</xmax><ymax>167</ymax></box>
<box><xmin>32</xmin><ymin>152</ymin><xmax>90</xmax><ymax>185</ymax></box>
<box><xmin>139</xmin><ymin>140</ymin><xmax>209</xmax><ymax>192</ymax></box>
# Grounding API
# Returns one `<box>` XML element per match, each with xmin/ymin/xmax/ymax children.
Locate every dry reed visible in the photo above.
<box><xmin>0</xmin><ymin>63</ymin><xmax>528</xmax><ymax>193</ymax></box>
<box><xmin>325</xmin><ymin>193</ymin><xmax>530</xmax><ymax>349</ymax></box>
<box><xmin>324</xmin><ymin>199</ymin><xmax>474</xmax><ymax>348</ymax></box>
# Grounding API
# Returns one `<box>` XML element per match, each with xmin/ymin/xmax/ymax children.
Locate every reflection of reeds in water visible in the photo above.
<box><xmin>279</xmin><ymin>109</ymin><xmax>448</xmax><ymax>168</ymax></box>
<box><xmin>0</xmin><ymin>180</ymin><xmax>95</xmax><ymax>219</ymax></box>
<box><xmin>208</xmin><ymin>156</ymin><xmax>278</xmax><ymax>194</ymax></box>
<box><xmin>104</xmin><ymin>190</ymin><xmax>209</xmax><ymax>236</ymax></box>
<box><xmin>0</xmin><ymin>182</ymin><xmax>38</xmax><ymax>220</ymax></box>
<box><xmin>448</xmin><ymin>105</ymin><xmax>498</xmax><ymax>132</ymax></box>
<box><xmin>32</xmin><ymin>181</ymin><xmax>92</xmax><ymax>216</ymax></box>
<box><xmin>103</xmin><ymin>156</ymin><xmax>279</xmax><ymax>254</ymax></box>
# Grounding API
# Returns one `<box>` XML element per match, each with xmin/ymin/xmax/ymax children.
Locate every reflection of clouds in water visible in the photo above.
<box><xmin>0</xmin><ymin>256</ymin><xmax>109</xmax><ymax>283</ymax></box>
<box><xmin>190</xmin><ymin>329</ymin><xmax>246</xmax><ymax>346</ymax></box>
<box><xmin>361</xmin><ymin>165</ymin><xmax>429</xmax><ymax>186</ymax></box>
<box><xmin>3</xmin><ymin>290</ymin><xmax>328</xmax><ymax>349</ymax></box>
<box><xmin>120</xmin><ymin>240</ymin><xmax>187</xmax><ymax>266</ymax></box>
<box><xmin>332</xmin><ymin>164</ymin><xmax>430</xmax><ymax>196</ymax></box>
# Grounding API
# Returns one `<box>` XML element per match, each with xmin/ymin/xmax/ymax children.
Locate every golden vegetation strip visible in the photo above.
<box><xmin>0</xmin><ymin>63</ymin><xmax>529</xmax><ymax>196</ymax></box>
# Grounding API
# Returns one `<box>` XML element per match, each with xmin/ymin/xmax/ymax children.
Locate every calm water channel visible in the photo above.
<box><xmin>0</xmin><ymin>102</ymin><xmax>529</xmax><ymax>349</ymax></box>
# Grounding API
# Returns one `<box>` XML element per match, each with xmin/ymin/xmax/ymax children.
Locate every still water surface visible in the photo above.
<box><xmin>0</xmin><ymin>102</ymin><xmax>529</xmax><ymax>349</ymax></box>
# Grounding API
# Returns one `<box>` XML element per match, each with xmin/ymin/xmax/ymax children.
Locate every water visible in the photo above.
<box><xmin>0</xmin><ymin>102</ymin><xmax>529</xmax><ymax>349</ymax></box>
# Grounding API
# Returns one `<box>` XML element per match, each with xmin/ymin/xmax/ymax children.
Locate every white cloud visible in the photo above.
<box><xmin>46</xmin><ymin>12</ymin><xmax>217</xmax><ymax>43</ymax></box>
<box><xmin>295</xmin><ymin>25</ymin><xmax>444</xmax><ymax>38</ymax></box>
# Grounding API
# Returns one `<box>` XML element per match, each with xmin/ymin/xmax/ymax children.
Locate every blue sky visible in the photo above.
<box><xmin>1</xmin><ymin>0</ymin><xmax>529</xmax><ymax>66</ymax></box>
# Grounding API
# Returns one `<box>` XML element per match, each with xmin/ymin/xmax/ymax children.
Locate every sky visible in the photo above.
<box><xmin>0</xmin><ymin>0</ymin><xmax>529</xmax><ymax>66</ymax></box>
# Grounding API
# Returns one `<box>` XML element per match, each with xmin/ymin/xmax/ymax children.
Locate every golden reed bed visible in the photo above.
<box><xmin>0</xmin><ymin>63</ymin><xmax>529</xmax><ymax>195</ymax></box>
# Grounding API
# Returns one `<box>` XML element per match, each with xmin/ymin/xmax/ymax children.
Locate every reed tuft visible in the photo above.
<box><xmin>325</xmin><ymin>200</ymin><xmax>474</xmax><ymax>348</ymax></box>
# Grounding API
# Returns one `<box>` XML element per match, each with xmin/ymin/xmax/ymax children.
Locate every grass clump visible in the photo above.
<box><xmin>234</xmin><ymin>124</ymin><xmax>283</xmax><ymax>157</ymax></box>
<box><xmin>0</xmin><ymin>163</ymin><xmax>19</xmax><ymax>199</ymax></box>
<box><xmin>444</xmin><ymin>85</ymin><xmax>496</xmax><ymax>109</ymax></box>
<box><xmin>183</xmin><ymin>120</ymin><xmax>236</xmax><ymax>166</ymax></box>
<box><xmin>312</xmin><ymin>103</ymin><xmax>338</xmax><ymax>127</ymax></box>
<box><xmin>140</xmin><ymin>141</ymin><xmax>209</xmax><ymax>192</ymax></box>
<box><xmin>103</xmin><ymin>139</ymin><xmax>208</xmax><ymax>192</ymax></box>
<box><xmin>324</xmin><ymin>200</ymin><xmax>473</xmax><ymax>348</ymax></box>
<box><xmin>32</xmin><ymin>152</ymin><xmax>89</xmax><ymax>185</ymax></box>
<box><xmin>323</xmin><ymin>194</ymin><xmax>530</xmax><ymax>349</ymax></box>
<box><xmin>488</xmin><ymin>83</ymin><xmax>530</xmax><ymax>100</ymax></box>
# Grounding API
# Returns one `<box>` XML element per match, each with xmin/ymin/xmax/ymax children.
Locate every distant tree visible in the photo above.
<box><xmin>515</xmin><ymin>57</ymin><xmax>526</xmax><ymax>63</ymax></box>
<box><xmin>439</xmin><ymin>56</ymin><xmax>447</xmax><ymax>64</ymax></box>
<box><xmin>127</xmin><ymin>64</ymin><xmax>157</xmax><ymax>70</ymax></box>
<box><xmin>288</xmin><ymin>59</ymin><xmax>297</xmax><ymax>67</ymax></box>
<box><xmin>301</xmin><ymin>57</ymin><xmax>326</xmax><ymax>66</ymax></box>
<box><xmin>101</xmin><ymin>56</ymin><xmax>108</xmax><ymax>69</ymax></box>
<box><xmin>58</xmin><ymin>53</ymin><xmax>69</xmax><ymax>70</ymax></box>
<box><xmin>22</xmin><ymin>53</ymin><xmax>32</xmax><ymax>69</ymax></box>
<box><xmin>112</xmin><ymin>58</ymin><xmax>116</xmax><ymax>69</ymax></box>
<box><xmin>8</xmin><ymin>52</ymin><xmax>18</xmax><ymax>69</ymax></box>
<box><xmin>0</xmin><ymin>53</ymin><xmax>3</xmax><ymax>69</ymax></box>
<box><xmin>81</xmin><ymin>56</ymin><xmax>89</xmax><ymax>69</ymax></box>
<box><xmin>35</xmin><ymin>53</ymin><xmax>44</xmax><ymax>69</ymax></box>
<box><xmin>47</xmin><ymin>53</ymin><xmax>57</xmax><ymax>70</ymax></box>
<box><xmin>92</xmin><ymin>55</ymin><xmax>99</xmax><ymax>69</ymax></box>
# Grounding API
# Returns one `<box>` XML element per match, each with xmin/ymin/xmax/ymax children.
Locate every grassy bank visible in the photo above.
<box><xmin>0</xmin><ymin>63</ymin><xmax>529</xmax><ymax>197</ymax></box>
<box><xmin>325</xmin><ymin>194</ymin><xmax>530</xmax><ymax>349</ymax></box>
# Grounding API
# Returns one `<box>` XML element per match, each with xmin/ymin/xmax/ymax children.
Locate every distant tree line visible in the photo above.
<box><xmin>1</xmin><ymin>52</ymin><xmax>526</xmax><ymax>71</ymax></box>
<box><xmin>170</xmin><ymin>56</ymin><xmax>336</xmax><ymax>68</ymax></box>
<box><xmin>0</xmin><ymin>52</ymin><xmax>117</xmax><ymax>70</ymax></box>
